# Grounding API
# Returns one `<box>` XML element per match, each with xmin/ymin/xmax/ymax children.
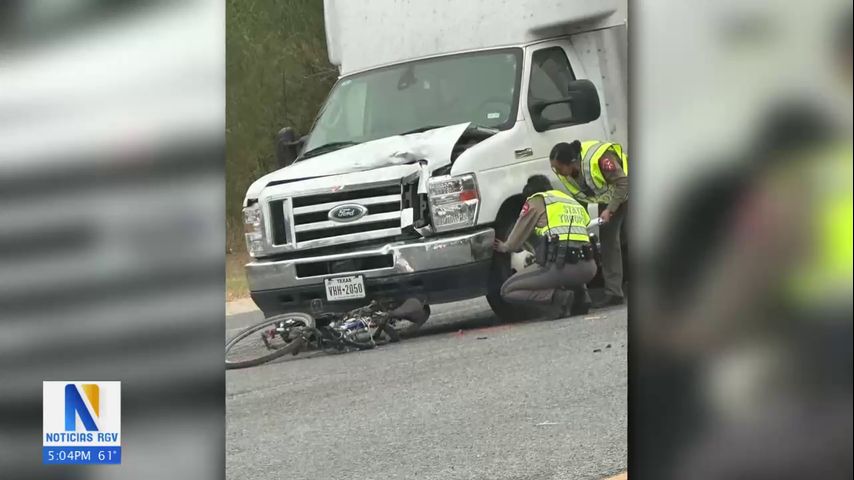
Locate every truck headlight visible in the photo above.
<box><xmin>427</xmin><ymin>174</ymin><xmax>479</xmax><ymax>232</ymax></box>
<box><xmin>243</xmin><ymin>203</ymin><xmax>265</xmax><ymax>257</ymax></box>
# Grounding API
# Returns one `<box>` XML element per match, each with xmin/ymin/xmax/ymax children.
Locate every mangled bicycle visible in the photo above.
<box><xmin>225</xmin><ymin>298</ymin><xmax>429</xmax><ymax>369</ymax></box>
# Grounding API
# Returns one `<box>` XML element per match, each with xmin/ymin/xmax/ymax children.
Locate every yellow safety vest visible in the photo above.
<box><xmin>529</xmin><ymin>190</ymin><xmax>590</xmax><ymax>243</ymax></box>
<box><xmin>557</xmin><ymin>141</ymin><xmax>629</xmax><ymax>204</ymax></box>
<box><xmin>787</xmin><ymin>143</ymin><xmax>853</xmax><ymax>305</ymax></box>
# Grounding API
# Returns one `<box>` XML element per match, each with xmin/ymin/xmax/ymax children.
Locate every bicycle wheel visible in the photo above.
<box><xmin>225</xmin><ymin>313</ymin><xmax>313</xmax><ymax>370</ymax></box>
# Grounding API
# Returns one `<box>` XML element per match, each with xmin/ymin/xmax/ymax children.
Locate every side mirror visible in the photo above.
<box><xmin>275</xmin><ymin>127</ymin><xmax>305</xmax><ymax>168</ymax></box>
<box><xmin>530</xmin><ymin>79</ymin><xmax>602</xmax><ymax>131</ymax></box>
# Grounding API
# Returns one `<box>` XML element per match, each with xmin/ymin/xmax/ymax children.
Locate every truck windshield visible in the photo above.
<box><xmin>302</xmin><ymin>48</ymin><xmax>522</xmax><ymax>156</ymax></box>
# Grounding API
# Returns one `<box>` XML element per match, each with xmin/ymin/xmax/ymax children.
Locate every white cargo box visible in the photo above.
<box><xmin>325</xmin><ymin>0</ymin><xmax>626</xmax><ymax>74</ymax></box>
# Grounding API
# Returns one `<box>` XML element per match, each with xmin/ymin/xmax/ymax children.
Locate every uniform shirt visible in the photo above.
<box><xmin>598</xmin><ymin>151</ymin><xmax>629</xmax><ymax>212</ymax></box>
<box><xmin>503</xmin><ymin>196</ymin><xmax>548</xmax><ymax>252</ymax></box>
<box><xmin>566</xmin><ymin>150</ymin><xmax>629</xmax><ymax>211</ymax></box>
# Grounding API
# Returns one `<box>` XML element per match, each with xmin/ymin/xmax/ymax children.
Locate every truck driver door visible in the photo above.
<box><xmin>522</xmin><ymin>40</ymin><xmax>609</xmax><ymax>209</ymax></box>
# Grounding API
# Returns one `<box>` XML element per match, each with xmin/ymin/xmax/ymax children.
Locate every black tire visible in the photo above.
<box><xmin>486</xmin><ymin>208</ymin><xmax>537</xmax><ymax>322</ymax></box>
<box><xmin>225</xmin><ymin>313</ymin><xmax>313</xmax><ymax>370</ymax></box>
<box><xmin>486</xmin><ymin>251</ymin><xmax>521</xmax><ymax>322</ymax></box>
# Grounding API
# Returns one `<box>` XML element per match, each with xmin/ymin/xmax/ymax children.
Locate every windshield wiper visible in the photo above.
<box><xmin>398</xmin><ymin>125</ymin><xmax>449</xmax><ymax>136</ymax></box>
<box><xmin>299</xmin><ymin>141</ymin><xmax>360</xmax><ymax>160</ymax></box>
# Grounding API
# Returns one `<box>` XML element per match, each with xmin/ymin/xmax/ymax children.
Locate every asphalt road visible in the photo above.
<box><xmin>226</xmin><ymin>298</ymin><xmax>627</xmax><ymax>480</ymax></box>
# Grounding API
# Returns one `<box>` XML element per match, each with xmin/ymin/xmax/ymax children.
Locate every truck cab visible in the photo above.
<box><xmin>243</xmin><ymin>0</ymin><xmax>627</xmax><ymax>320</ymax></box>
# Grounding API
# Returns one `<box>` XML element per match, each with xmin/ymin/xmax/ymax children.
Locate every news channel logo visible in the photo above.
<box><xmin>43</xmin><ymin>381</ymin><xmax>121</xmax><ymax>465</ymax></box>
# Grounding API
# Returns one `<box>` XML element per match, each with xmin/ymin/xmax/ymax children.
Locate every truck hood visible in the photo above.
<box><xmin>244</xmin><ymin>123</ymin><xmax>473</xmax><ymax>203</ymax></box>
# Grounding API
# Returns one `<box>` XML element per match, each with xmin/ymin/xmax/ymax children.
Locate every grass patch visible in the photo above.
<box><xmin>226</xmin><ymin>0</ymin><xmax>336</xmax><ymax>253</ymax></box>
<box><xmin>226</xmin><ymin>250</ymin><xmax>252</xmax><ymax>301</ymax></box>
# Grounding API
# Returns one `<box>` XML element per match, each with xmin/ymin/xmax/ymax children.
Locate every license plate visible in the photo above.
<box><xmin>324</xmin><ymin>275</ymin><xmax>366</xmax><ymax>302</ymax></box>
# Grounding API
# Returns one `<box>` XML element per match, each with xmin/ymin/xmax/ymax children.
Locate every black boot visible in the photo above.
<box><xmin>549</xmin><ymin>289</ymin><xmax>575</xmax><ymax>319</ymax></box>
<box><xmin>569</xmin><ymin>287</ymin><xmax>592</xmax><ymax>316</ymax></box>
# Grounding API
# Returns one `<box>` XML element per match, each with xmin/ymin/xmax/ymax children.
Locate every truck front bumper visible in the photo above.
<box><xmin>246</xmin><ymin>228</ymin><xmax>495</xmax><ymax>316</ymax></box>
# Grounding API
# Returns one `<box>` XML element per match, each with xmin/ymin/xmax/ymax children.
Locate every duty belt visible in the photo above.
<box><xmin>535</xmin><ymin>236</ymin><xmax>593</xmax><ymax>268</ymax></box>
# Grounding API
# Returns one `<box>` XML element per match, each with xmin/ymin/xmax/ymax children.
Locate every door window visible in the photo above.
<box><xmin>527</xmin><ymin>47</ymin><xmax>576</xmax><ymax>130</ymax></box>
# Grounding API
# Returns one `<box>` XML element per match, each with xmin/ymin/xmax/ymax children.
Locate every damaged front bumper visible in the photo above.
<box><xmin>246</xmin><ymin>228</ymin><xmax>495</xmax><ymax>316</ymax></box>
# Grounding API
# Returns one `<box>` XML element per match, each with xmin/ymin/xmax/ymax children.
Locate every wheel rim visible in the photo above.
<box><xmin>225</xmin><ymin>315</ymin><xmax>308</xmax><ymax>366</ymax></box>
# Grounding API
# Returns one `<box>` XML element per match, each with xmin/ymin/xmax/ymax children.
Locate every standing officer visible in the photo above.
<box><xmin>494</xmin><ymin>175</ymin><xmax>597</xmax><ymax>317</ymax></box>
<box><xmin>549</xmin><ymin>140</ymin><xmax>629</xmax><ymax>308</ymax></box>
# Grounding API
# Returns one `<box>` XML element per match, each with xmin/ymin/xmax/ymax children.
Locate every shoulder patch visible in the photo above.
<box><xmin>520</xmin><ymin>201</ymin><xmax>531</xmax><ymax>216</ymax></box>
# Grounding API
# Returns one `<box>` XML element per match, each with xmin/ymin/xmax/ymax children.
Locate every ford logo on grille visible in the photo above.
<box><xmin>328</xmin><ymin>204</ymin><xmax>368</xmax><ymax>222</ymax></box>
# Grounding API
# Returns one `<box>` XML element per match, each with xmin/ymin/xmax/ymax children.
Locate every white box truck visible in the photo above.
<box><xmin>242</xmin><ymin>0</ymin><xmax>627</xmax><ymax>320</ymax></box>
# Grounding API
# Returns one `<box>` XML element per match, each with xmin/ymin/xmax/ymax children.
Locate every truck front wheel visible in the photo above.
<box><xmin>486</xmin><ymin>209</ymin><xmax>536</xmax><ymax>322</ymax></box>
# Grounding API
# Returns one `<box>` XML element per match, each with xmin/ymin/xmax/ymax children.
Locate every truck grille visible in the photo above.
<box><xmin>270</xmin><ymin>183</ymin><xmax>409</xmax><ymax>249</ymax></box>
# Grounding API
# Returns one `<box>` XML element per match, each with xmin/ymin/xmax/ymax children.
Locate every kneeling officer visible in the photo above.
<box><xmin>494</xmin><ymin>175</ymin><xmax>597</xmax><ymax>317</ymax></box>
